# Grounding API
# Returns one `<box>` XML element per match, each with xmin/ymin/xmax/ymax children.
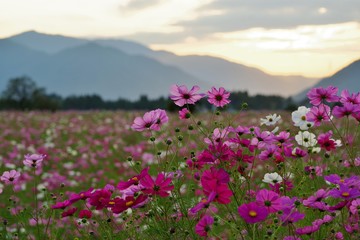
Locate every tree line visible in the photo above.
<box><xmin>0</xmin><ymin>76</ymin><xmax>297</xmax><ymax>111</ymax></box>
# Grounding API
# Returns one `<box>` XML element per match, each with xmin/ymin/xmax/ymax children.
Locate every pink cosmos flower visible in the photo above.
<box><xmin>210</xmin><ymin>184</ymin><xmax>233</xmax><ymax>204</ymax></box>
<box><xmin>140</xmin><ymin>173</ymin><xmax>174</xmax><ymax>197</ymax></box>
<box><xmin>207</xmin><ymin>87</ymin><xmax>231</xmax><ymax>107</ymax></box>
<box><xmin>201</xmin><ymin>167</ymin><xmax>230</xmax><ymax>193</ymax></box>
<box><xmin>303</xmin><ymin>189</ymin><xmax>329</xmax><ymax>211</ymax></box>
<box><xmin>169</xmin><ymin>85</ymin><xmax>204</xmax><ymax>107</ymax></box>
<box><xmin>350</xmin><ymin>199</ymin><xmax>360</xmax><ymax>214</ymax></box>
<box><xmin>329</xmin><ymin>184</ymin><xmax>360</xmax><ymax>200</ymax></box>
<box><xmin>195</xmin><ymin>215</ymin><xmax>214</xmax><ymax>237</ymax></box>
<box><xmin>306</xmin><ymin>104</ymin><xmax>331</xmax><ymax>126</ymax></box>
<box><xmin>79</xmin><ymin>209</ymin><xmax>92</xmax><ymax>219</ymax></box>
<box><xmin>151</xmin><ymin>109</ymin><xmax>169</xmax><ymax>130</ymax></box>
<box><xmin>88</xmin><ymin>189</ymin><xmax>112</xmax><ymax>210</ymax></box>
<box><xmin>317</xmin><ymin>131</ymin><xmax>336</xmax><ymax>151</ymax></box>
<box><xmin>340</xmin><ymin>89</ymin><xmax>360</xmax><ymax>105</ymax></box>
<box><xmin>69</xmin><ymin>188</ymin><xmax>94</xmax><ymax>204</ymax></box>
<box><xmin>255</xmin><ymin>189</ymin><xmax>283</xmax><ymax>213</ymax></box>
<box><xmin>178</xmin><ymin>108</ymin><xmax>191</xmax><ymax>119</ymax></box>
<box><xmin>333</xmin><ymin>103</ymin><xmax>360</xmax><ymax>118</ymax></box>
<box><xmin>251</xmin><ymin>128</ymin><xmax>275</xmax><ymax>149</ymax></box>
<box><xmin>110</xmin><ymin>194</ymin><xmax>148</xmax><ymax>214</ymax></box>
<box><xmin>238</xmin><ymin>202</ymin><xmax>268</xmax><ymax>224</ymax></box>
<box><xmin>1</xmin><ymin>170</ymin><xmax>21</xmax><ymax>185</ymax></box>
<box><xmin>280</xmin><ymin>208</ymin><xmax>305</xmax><ymax>225</ymax></box>
<box><xmin>295</xmin><ymin>225</ymin><xmax>320</xmax><ymax>235</ymax></box>
<box><xmin>23</xmin><ymin>153</ymin><xmax>46</xmax><ymax>168</ymax></box>
<box><xmin>190</xmin><ymin>191</ymin><xmax>216</xmax><ymax>214</ymax></box>
<box><xmin>335</xmin><ymin>232</ymin><xmax>344</xmax><ymax>240</ymax></box>
<box><xmin>307</xmin><ymin>86</ymin><xmax>339</xmax><ymax>106</ymax></box>
<box><xmin>259</xmin><ymin>145</ymin><xmax>279</xmax><ymax>161</ymax></box>
<box><xmin>117</xmin><ymin>167</ymin><xmax>149</xmax><ymax>190</ymax></box>
<box><xmin>51</xmin><ymin>200</ymin><xmax>72</xmax><ymax>210</ymax></box>
<box><xmin>61</xmin><ymin>207</ymin><xmax>77</xmax><ymax>218</ymax></box>
<box><xmin>131</xmin><ymin>109</ymin><xmax>168</xmax><ymax>131</ymax></box>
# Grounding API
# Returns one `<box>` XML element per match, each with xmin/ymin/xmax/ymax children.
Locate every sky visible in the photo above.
<box><xmin>1</xmin><ymin>0</ymin><xmax>359</xmax><ymax>78</ymax></box>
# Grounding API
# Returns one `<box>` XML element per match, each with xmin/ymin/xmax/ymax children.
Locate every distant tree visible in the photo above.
<box><xmin>1</xmin><ymin>76</ymin><xmax>38</xmax><ymax>110</ymax></box>
<box><xmin>1</xmin><ymin>76</ymin><xmax>60</xmax><ymax>111</ymax></box>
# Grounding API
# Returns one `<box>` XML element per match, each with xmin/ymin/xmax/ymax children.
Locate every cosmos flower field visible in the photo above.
<box><xmin>0</xmin><ymin>85</ymin><xmax>359</xmax><ymax>239</ymax></box>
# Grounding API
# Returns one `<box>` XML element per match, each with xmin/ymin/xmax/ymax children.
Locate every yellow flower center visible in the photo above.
<box><xmin>131</xmin><ymin>177</ymin><xmax>138</xmax><ymax>181</ymax></box>
<box><xmin>249</xmin><ymin>210</ymin><xmax>257</xmax><ymax>217</ymax></box>
<box><xmin>339</xmin><ymin>179</ymin><xmax>344</xmax><ymax>183</ymax></box>
<box><xmin>108</xmin><ymin>201</ymin><xmax>115</xmax><ymax>205</ymax></box>
<box><xmin>126</xmin><ymin>201</ymin><xmax>134</xmax><ymax>207</ymax></box>
<box><xmin>342</xmin><ymin>192</ymin><xmax>350</xmax><ymax>197</ymax></box>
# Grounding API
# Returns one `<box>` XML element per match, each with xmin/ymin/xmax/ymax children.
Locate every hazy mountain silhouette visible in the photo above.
<box><xmin>9</xmin><ymin>30</ymin><xmax>87</xmax><ymax>54</ymax></box>
<box><xmin>294</xmin><ymin>59</ymin><xmax>360</xmax><ymax>102</ymax></box>
<box><xmin>2</xmin><ymin>31</ymin><xmax>322</xmax><ymax>99</ymax></box>
<box><xmin>0</xmin><ymin>39</ymin><xmax>208</xmax><ymax>100</ymax></box>
<box><xmin>146</xmin><ymin>53</ymin><xmax>316</xmax><ymax>96</ymax></box>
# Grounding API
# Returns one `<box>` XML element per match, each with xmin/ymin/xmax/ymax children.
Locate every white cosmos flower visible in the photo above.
<box><xmin>295</xmin><ymin>131</ymin><xmax>317</xmax><ymax>148</ymax></box>
<box><xmin>311</xmin><ymin>147</ymin><xmax>321</xmax><ymax>154</ymax></box>
<box><xmin>292</xmin><ymin>106</ymin><xmax>313</xmax><ymax>130</ymax></box>
<box><xmin>263</xmin><ymin>172</ymin><xmax>283</xmax><ymax>185</ymax></box>
<box><xmin>260</xmin><ymin>114</ymin><xmax>281</xmax><ymax>126</ymax></box>
<box><xmin>334</xmin><ymin>139</ymin><xmax>342</xmax><ymax>147</ymax></box>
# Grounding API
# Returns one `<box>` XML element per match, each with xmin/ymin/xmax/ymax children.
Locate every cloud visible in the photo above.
<box><xmin>120</xmin><ymin>0</ymin><xmax>163</xmax><ymax>12</ymax></box>
<box><xmin>173</xmin><ymin>0</ymin><xmax>360</xmax><ymax>37</ymax></box>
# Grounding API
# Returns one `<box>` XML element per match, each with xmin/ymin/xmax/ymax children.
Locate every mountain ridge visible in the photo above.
<box><xmin>0</xmin><ymin>31</ymin><xmax>329</xmax><ymax>100</ymax></box>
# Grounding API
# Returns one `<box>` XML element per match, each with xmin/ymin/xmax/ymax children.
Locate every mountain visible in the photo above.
<box><xmin>2</xmin><ymin>31</ymin><xmax>319</xmax><ymax>99</ymax></box>
<box><xmin>9</xmin><ymin>30</ymin><xmax>87</xmax><ymax>54</ymax></box>
<box><xmin>0</xmin><ymin>39</ymin><xmax>50</xmax><ymax>91</ymax></box>
<box><xmin>0</xmin><ymin>40</ymin><xmax>208</xmax><ymax>100</ymax></box>
<box><xmin>145</xmin><ymin>53</ymin><xmax>317</xmax><ymax>96</ymax></box>
<box><xmin>294</xmin><ymin>60</ymin><xmax>360</xmax><ymax>102</ymax></box>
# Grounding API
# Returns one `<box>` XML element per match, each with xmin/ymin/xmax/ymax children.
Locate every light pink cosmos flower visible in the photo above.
<box><xmin>1</xmin><ymin>170</ymin><xmax>21</xmax><ymax>184</ymax></box>
<box><xmin>207</xmin><ymin>87</ymin><xmax>231</xmax><ymax>107</ymax></box>
<box><xmin>178</xmin><ymin>108</ymin><xmax>191</xmax><ymax>119</ymax></box>
<box><xmin>169</xmin><ymin>85</ymin><xmax>204</xmax><ymax>107</ymax></box>
<box><xmin>24</xmin><ymin>154</ymin><xmax>46</xmax><ymax>168</ymax></box>
<box><xmin>131</xmin><ymin>109</ymin><xmax>168</xmax><ymax>131</ymax></box>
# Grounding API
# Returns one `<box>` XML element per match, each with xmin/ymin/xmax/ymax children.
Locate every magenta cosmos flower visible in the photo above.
<box><xmin>117</xmin><ymin>167</ymin><xmax>149</xmax><ymax>190</ymax></box>
<box><xmin>169</xmin><ymin>84</ymin><xmax>204</xmax><ymax>107</ymax></box>
<box><xmin>88</xmin><ymin>189</ymin><xmax>112</xmax><ymax>210</ymax></box>
<box><xmin>110</xmin><ymin>194</ymin><xmax>148</xmax><ymax>214</ymax></box>
<box><xmin>317</xmin><ymin>131</ymin><xmax>337</xmax><ymax>151</ymax></box>
<box><xmin>307</xmin><ymin>86</ymin><xmax>339</xmax><ymax>106</ymax></box>
<box><xmin>23</xmin><ymin>153</ymin><xmax>45</xmax><ymax>168</ymax></box>
<box><xmin>1</xmin><ymin>170</ymin><xmax>21</xmax><ymax>185</ymax></box>
<box><xmin>255</xmin><ymin>189</ymin><xmax>283</xmax><ymax>213</ymax></box>
<box><xmin>140</xmin><ymin>173</ymin><xmax>174</xmax><ymax>197</ymax></box>
<box><xmin>333</xmin><ymin>103</ymin><xmax>360</xmax><ymax>118</ymax></box>
<box><xmin>207</xmin><ymin>87</ymin><xmax>231</xmax><ymax>107</ymax></box>
<box><xmin>195</xmin><ymin>215</ymin><xmax>214</xmax><ymax>237</ymax></box>
<box><xmin>306</xmin><ymin>104</ymin><xmax>331</xmax><ymax>126</ymax></box>
<box><xmin>340</xmin><ymin>89</ymin><xmax>360</xmax><ymax>105</ymax></box>
<box><xmin>238</xmin><ymin>202</ymin><xmax>268</xmax><ymax>224</ymax></box>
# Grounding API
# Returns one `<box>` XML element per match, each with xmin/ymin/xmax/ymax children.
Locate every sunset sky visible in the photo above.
<box><xmin>1</xmin><ymin>0</ymin><xmax>359</xmax><ymax>78</ymax></box>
